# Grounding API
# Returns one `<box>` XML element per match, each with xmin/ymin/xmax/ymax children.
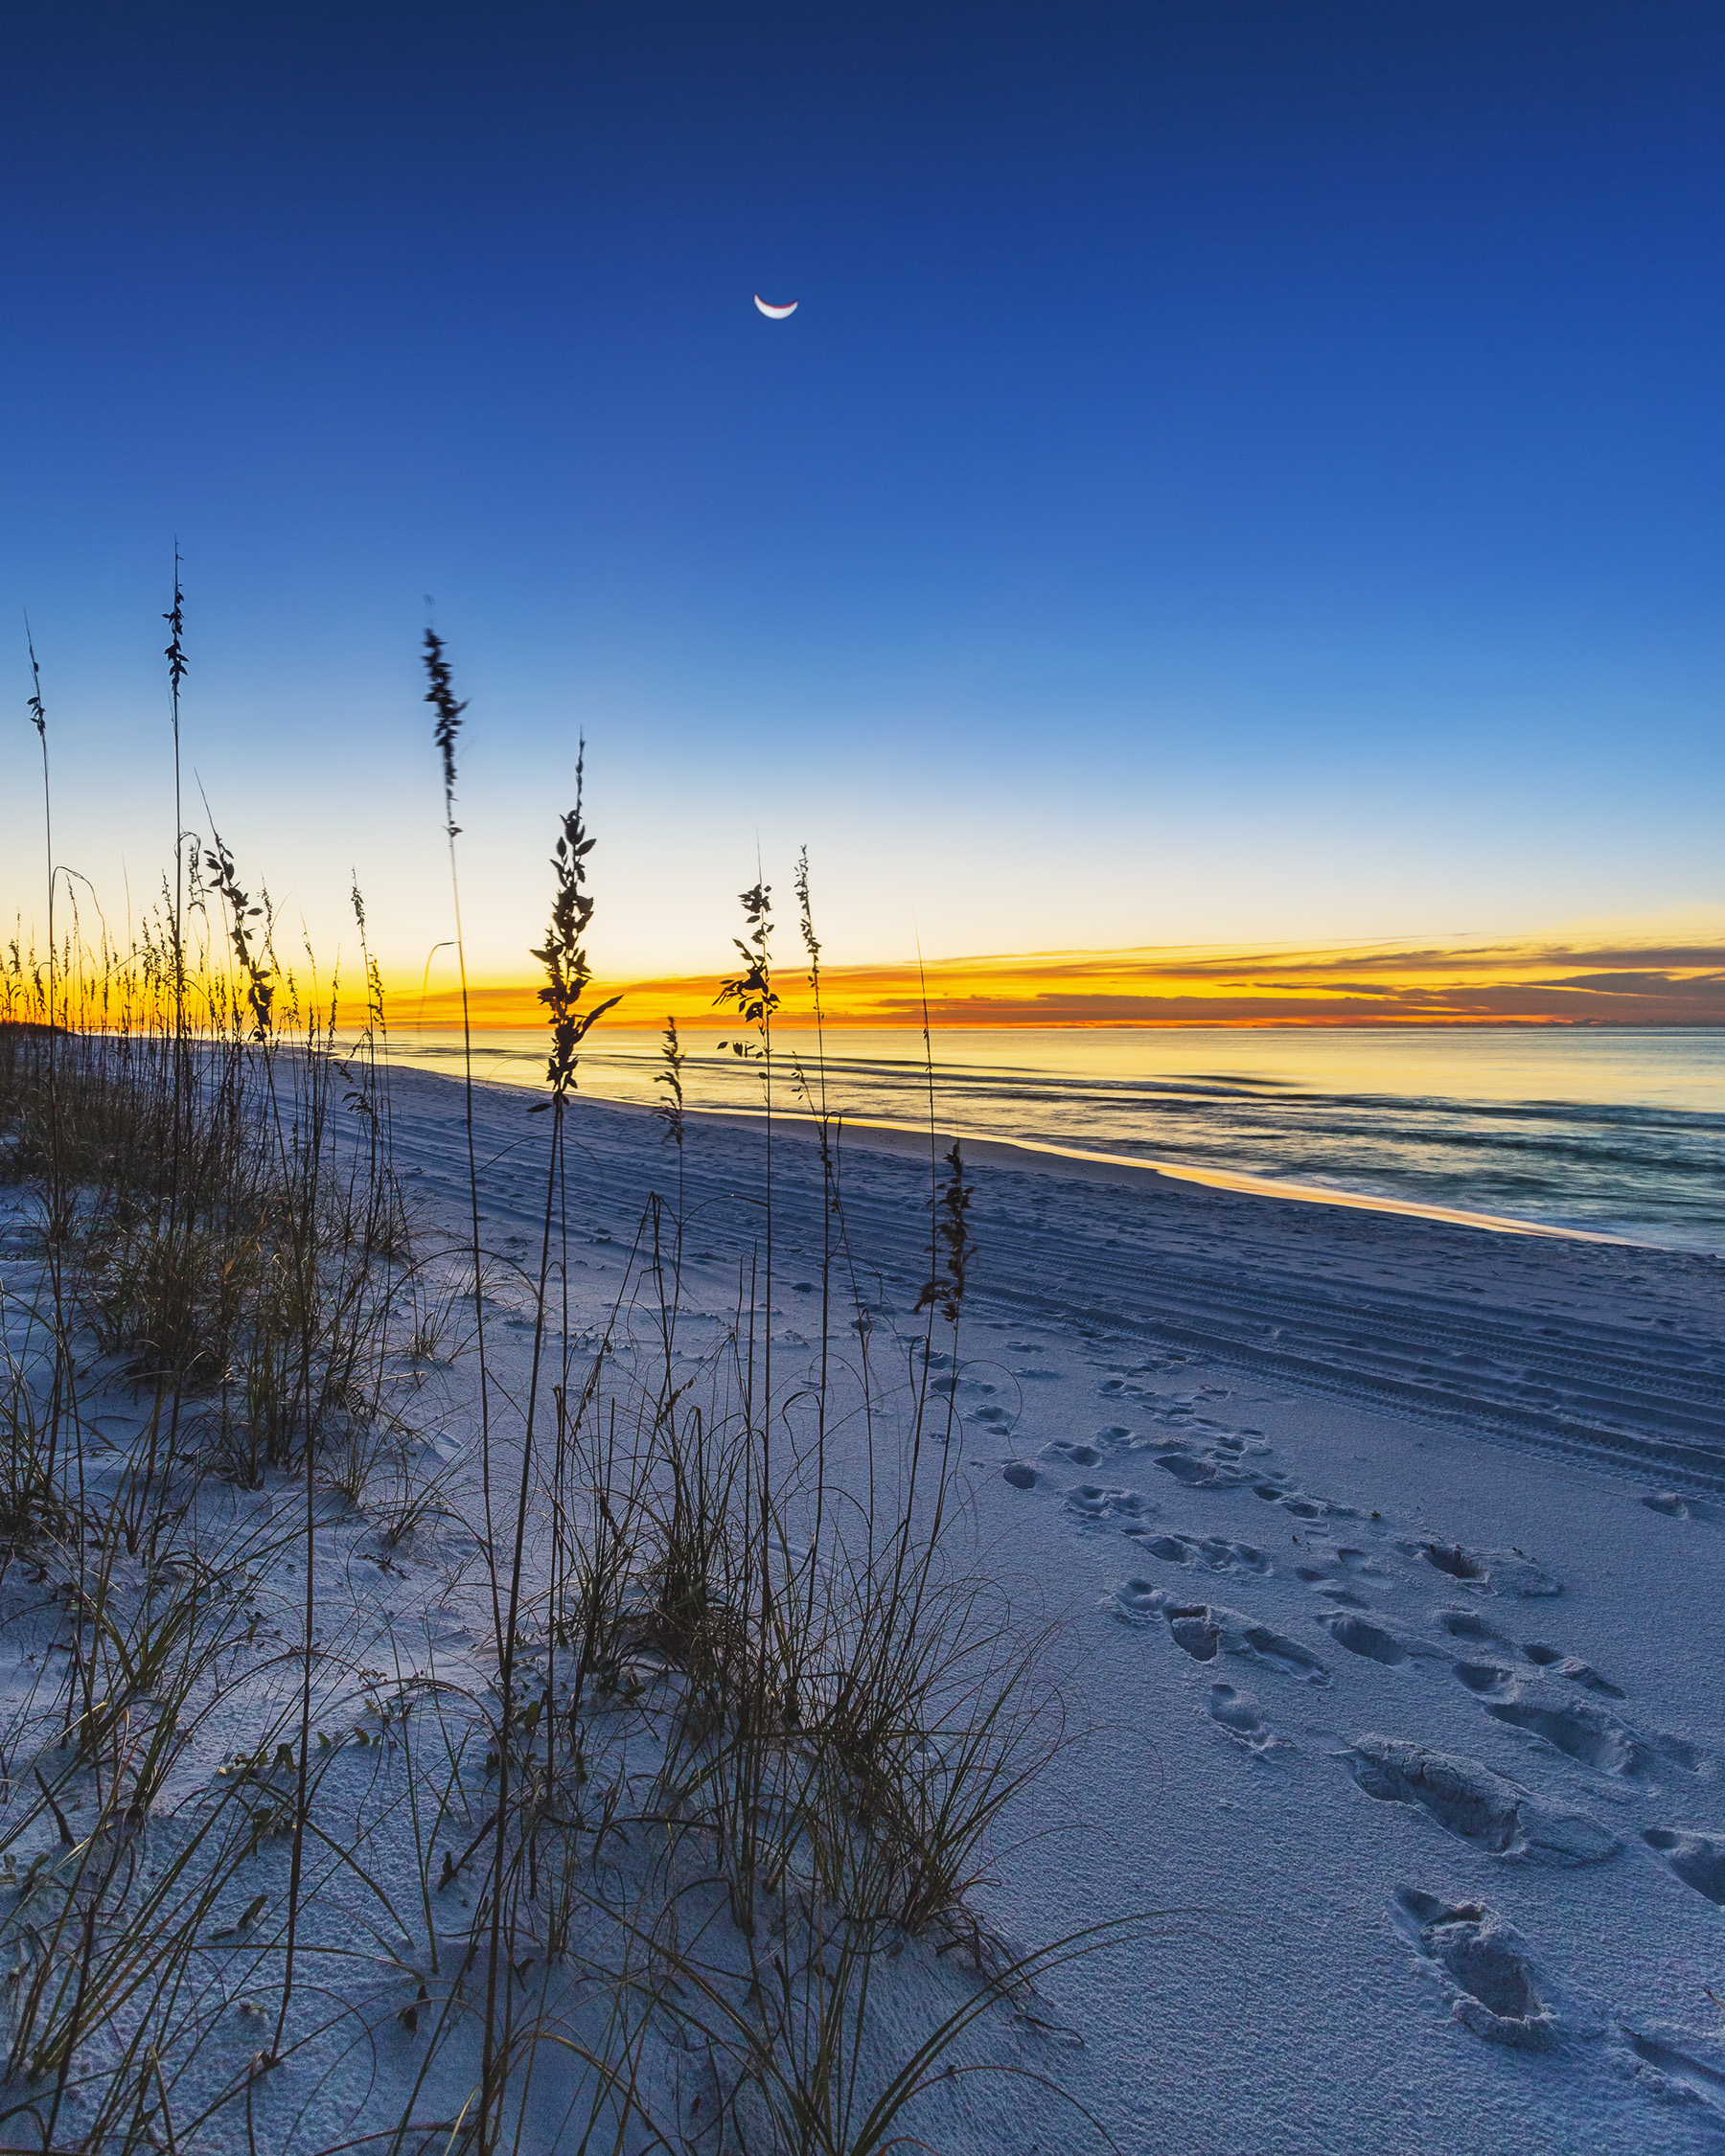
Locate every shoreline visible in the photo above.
<box><xmin>676</xmin><ymin>1101</ymin><xmax>1637</xmax><ymax>1245</ymax></box>
<box><xmin>443</xmin><ymin>1063</ymin><xmax>1643</xmax><ymax>1248</ymax></box>
<box><xmin>379</xmin><ymin>1024</ymin><xmax>1720</xmax><ymax>1253</ymax></box>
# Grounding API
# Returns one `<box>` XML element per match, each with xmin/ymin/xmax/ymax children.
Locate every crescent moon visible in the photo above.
<box><xmin>754</xmin><ymin>295</ymin><xmax>798</xmax><ymax>318</ymax></box>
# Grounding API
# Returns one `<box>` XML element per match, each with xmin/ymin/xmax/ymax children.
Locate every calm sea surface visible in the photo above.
<box><xmin>389</xmin><ymin>1025</ymin><xmax>1725</xmax><ymax>1253</ymax></box>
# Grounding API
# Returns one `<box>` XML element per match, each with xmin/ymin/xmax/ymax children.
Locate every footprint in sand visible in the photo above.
<box><xmin>1642</xmin><ymin>1491</ymin><xmax>1722</xmax><ymax>1523</ymax></box>
<box><xmin>1065</xmin><ymin>1484</ymin><xmax>1153</xmax><ymax>1524</ymax></box>
<box><xmin>1296</xmin><ymin>1542</ymin><xmax>1392</xmax><ymax>1592</ymax></box>
<box><xmin>1281</xmin><ymin>1495</ymin><xmax>1354</xmax><ymax>1521</ymax></box>
<box><xmin>1643</xmin><ymin>1828</ymin><xmax>1725</xmax><ymax>1905</ymax></box>
<box><xmin>1248</xmin><ymin>1475</ymin><xmax>1361</xmax><ymax>1523</ymax></box>
<box><xmin>1403</xmin><ymin>1540</ymin><xmax>1561</xmax><ymax>1597</ymax></box>
<box><xmin>1207</xmin><ymin>1681</ymin><xmax>1283</xmax><ymax>1754</ymax></box>
<box><xmin>1391</xmin><ymin>1889</ymin><xmax>1556</xmax><ymax>2048</ymax></box>
<box><xmin>1449</xmin><ymin>1666</ymin><xmax>1699</xmax><ymax>1779</ymax></box>
<box><xmin>1518</xmin><ymin>1641</ymin><xmax>1625</xmax><ymax>1698</ymax></box>
<box><xmin>1043</xmin><ymin>1439</ymin><xmax>1103</xmax><ymax>1468</ymax></box>
<box><xmin>1316</xmin><ymin>1610</ymin><xmax>1447</xmax><ymax>1668</ymax></box>
<box><xmin>1148</xmin><ymin>1442</ymin><xmax>1251</xmax><ymax>1490</ymax></box>
<box><xmin>1621</xmin><ymin>2028</ymin><xmax>1725</xmax><ymax>2126</ymax></box>
<box><xmin>1343</xmin><ymin>1735</ymin><xmax>1620</xmax><ymax>1864</ymax></box>
<box><xmin>1129</xmin><ymin>1530</ymin><xmax>1270</xmax><ymax>1576</ymax></box>
<box><xmin>1436</xmin><ymin>1610</ymin><xmax>1621</xmax><ymax>1695</ymax></box>
<box><xmin>1112</xmin><ymin>1584</ymin><xmax>1329</xmax><ymax>1683</ymax></box>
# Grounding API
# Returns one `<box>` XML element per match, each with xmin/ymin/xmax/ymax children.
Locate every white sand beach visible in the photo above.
<box><xmin>5</xmin><ymin>1058</ymin><xmax>1724</xmax><ymax>2153</ymax></box>
<box><xmin>411</xmin><ymin>1068</ymin><xmax>1725</xmax><ymax>2153</ymax></box>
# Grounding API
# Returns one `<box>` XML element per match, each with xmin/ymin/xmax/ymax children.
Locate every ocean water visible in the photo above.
<box><xmin>390</xmin><ymin>1024</ymin><xmax>1725</xmax><ymax>1252</ymax></box>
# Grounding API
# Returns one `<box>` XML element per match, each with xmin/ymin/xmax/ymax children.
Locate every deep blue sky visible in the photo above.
<box><xmin>4</xmin><ymin>2</ymin><xmax>1721</xmax><ymax>980</ymax></box>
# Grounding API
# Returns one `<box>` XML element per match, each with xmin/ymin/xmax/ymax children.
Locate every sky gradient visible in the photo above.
<box><xmin>3</xmin><ymin>3</ymin><xmax>1722</xmax><ymax>1006</ymax></box>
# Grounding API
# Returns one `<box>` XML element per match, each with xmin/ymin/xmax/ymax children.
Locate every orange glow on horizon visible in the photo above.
<box><xmin>391</xmin><ymin>932</ymin><xmax>1725</xmax><ymax>1032</ymax></box>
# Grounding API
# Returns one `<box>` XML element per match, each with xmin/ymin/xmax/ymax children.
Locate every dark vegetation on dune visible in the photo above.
<box><xmin>0</xmin><ymin>587</ymin><xmax>1138</xmax><ymax>2152</ymax></box>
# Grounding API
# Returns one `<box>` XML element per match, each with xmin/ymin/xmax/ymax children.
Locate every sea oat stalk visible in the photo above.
<box><xmin>480</xmin><ymin>745</ymin><xmax>618</xmax><ymax>2145</ymax></box>
<box><xmin>422</xmin><ymin>629</ymin><xmax>498</xmax><ymax>1631</ymax></box>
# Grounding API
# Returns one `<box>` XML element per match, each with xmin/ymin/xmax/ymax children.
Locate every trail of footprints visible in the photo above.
<box><xmin>996</xmin><ymin>1368</ymin><xmax>1725</xmax><ymax>2121</ymax></box>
